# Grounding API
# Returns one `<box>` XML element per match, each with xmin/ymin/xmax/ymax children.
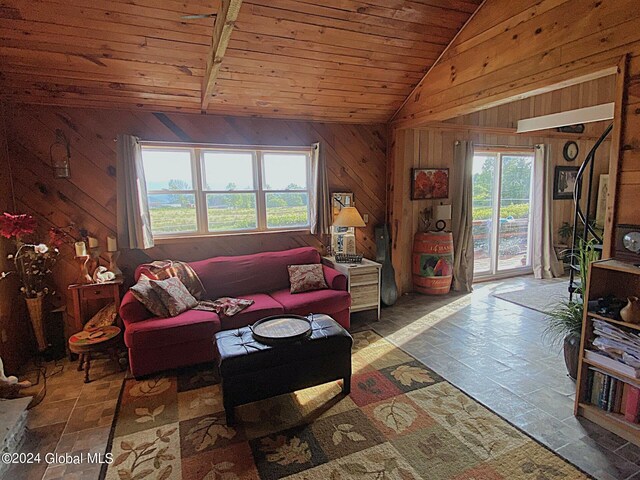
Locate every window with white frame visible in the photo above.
<box><xmin>141</xmin><ymin>145</ymin><xmax>312</xmax><ymax>237</ymax></box>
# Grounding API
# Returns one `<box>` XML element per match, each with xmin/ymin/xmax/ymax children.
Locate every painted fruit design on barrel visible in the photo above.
<box><xmin>412</xmin><ymin>232</ymin><xmax>454</xmax><ymax>295</ymax></box>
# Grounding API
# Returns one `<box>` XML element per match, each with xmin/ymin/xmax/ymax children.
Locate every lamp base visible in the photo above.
<box><xmin>343</xmin><ymin>233</ymin><xmax>356</xmax><ymax>254</ymax></box>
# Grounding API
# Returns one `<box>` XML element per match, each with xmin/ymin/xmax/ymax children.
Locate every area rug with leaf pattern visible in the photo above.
<box><xmin>102</xmin><ymin>331</ymin><xmax>589</xmax><ymax>480</ymax></box>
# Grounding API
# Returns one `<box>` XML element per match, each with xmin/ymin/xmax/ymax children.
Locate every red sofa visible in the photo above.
<box><xmin>119</xmin><ymin>247</ymin><xmax>351</xmax><ymax>377</ymax></box>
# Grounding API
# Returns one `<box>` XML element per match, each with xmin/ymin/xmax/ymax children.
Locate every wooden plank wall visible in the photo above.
<box><xmin>0</xmin><ymin>103</ymin><xmax>32</xmax><ymax>372</ymax></box>
<box><xmin>390</xmin><ymin>77</ymin><xmax>615</xmax><ymax>294</ymax></box>
<box><xmin>389</xmin><ymin>0</ymin><xmax>640</xmax><ymax>275</ymax></box>
<box><xmin>1</xmin><ymin>104</ymin><xmax>386</xmax><ymax>335</ymax></box>
<box><xmin>392</xmin><ymin>0</ymin><xmax>638</xmax><ymax>127</ymax></box>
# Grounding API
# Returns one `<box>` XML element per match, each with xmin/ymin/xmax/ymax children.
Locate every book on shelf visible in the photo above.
<box><xmin>627</xmin><ymin>386</ymin><xmax>640</xmax><ymax>423</ymax></box>
<box><xmin>585</xmin><ymin>350</ymin><xmax>640</xmax><ymax>379</ymax></box>
<box><xmin>586</xmin><ymin>368</ymin><xmax>640</xmax><ymax>423</ymax></box>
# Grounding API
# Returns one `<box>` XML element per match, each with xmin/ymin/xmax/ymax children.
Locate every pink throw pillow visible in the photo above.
<box><xmin>288</xmin><ymin>264</ymin><xmax>328</xmax><ymax>294</ymax></box>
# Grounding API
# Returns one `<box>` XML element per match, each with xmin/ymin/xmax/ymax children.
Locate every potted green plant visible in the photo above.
<box><xmin>543</xmin><ymin>299</ymin><xmax>584</xmax><ymax>379</ymax></box>
<box><xmin>543</xmin><ymin>238</ymin><xmax>600</xmax><ymax>379</ymax></box>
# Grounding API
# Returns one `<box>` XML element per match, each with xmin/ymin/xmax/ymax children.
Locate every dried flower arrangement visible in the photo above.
<box><xmin>0</xmin><ymin>213</ymin><xmax>59</xmax><ymax>299</ymax></box>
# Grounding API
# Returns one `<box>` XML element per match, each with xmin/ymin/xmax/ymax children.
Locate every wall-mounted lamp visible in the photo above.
<box><xmin>420</xmin><ymin>203</ymin><xmax>452</xmax><ymax>232</ymax></box>
<box><xmin>50</xmin><ymin>129</ymin><xmax>71</xmax><ymax>179</ymax></box>
<box><xmin>434</xmin><ymin>204</ymin><xmax>452</xmax><ymax>232</ymax></box>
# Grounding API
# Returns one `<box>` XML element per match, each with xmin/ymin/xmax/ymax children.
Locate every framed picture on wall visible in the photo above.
<box><xmin>411</xmin><ymin>168</ymin><xmax>449</xmax><ymax>200</ymax></box>
<box><xmin>331</xmin><ymin>192</ymin><xmax>353</xmax><ymax>221</ymax></box>
<box><xmin>553</xmin><ymin>166</ymin><xmax>580</xmax><ymax>200</ymax></box>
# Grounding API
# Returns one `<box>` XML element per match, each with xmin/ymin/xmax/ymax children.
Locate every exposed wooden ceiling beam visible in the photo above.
<box><xmin>420</xmin><ymin>121</ymin><xmax>612</xmax><ymax>141</ymax></box>
<box><xmin>201</xmin><ymin>0</ymin><xmax>243</xmax><ymax>110</ymax></box>
<box><xmin>516</xmin><ymin>103</ymin><xmax>615</xmax><ymax>133</ymax></box>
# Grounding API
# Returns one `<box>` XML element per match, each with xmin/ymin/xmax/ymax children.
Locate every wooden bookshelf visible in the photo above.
<box><xmin>589</xmin><ymin>258</ymin><xmax>640</xmax><ymax>275</ymax></box>
<box><xmin>582</xmin><ymin>360</ymin><xmax>640</xmax><ymax>388</ymax></box>
<box><xmin>574</xmin><ymin>259</ymin><xmax>640</xmax><ymax>447</ymax></box>
<box><xmin>587</xmin><ymin>312</ymin><xmax>640</xmax><ymax>332</ymax></box>
<box><xmin>577</xmin><ymin>403</ymin><xmax>640</xmax><ymax>442</ymax></box>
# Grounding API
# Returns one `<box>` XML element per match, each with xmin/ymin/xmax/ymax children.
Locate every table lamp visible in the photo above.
<box><xmin>434</xmin><ymin>204</ymin><xmax>452</xmax><ymax>232</ymax></box>
<box><xmin>332</xmin><ymin>206</ymin><xmax>366</xmax><ymax>254</ymax></box>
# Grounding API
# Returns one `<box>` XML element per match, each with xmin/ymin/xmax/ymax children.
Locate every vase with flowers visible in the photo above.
<box><xmin>0</xmin><ymin>213</ymin><xmax>59</xmax><ymax>352</ymax></box>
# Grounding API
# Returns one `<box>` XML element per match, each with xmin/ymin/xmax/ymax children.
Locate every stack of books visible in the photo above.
<box><xmin>586</xmin><ymin>369</ymin><xmax>640</xmax><ymax>423</ymax></box>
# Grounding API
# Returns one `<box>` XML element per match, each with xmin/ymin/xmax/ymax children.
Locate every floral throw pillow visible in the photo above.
<box><xmin>288</xmin><ymin>264</ymin><xmax>328</xmax><ymax>294</ymax></box>
<box><xmin>130</xmin><ymin>274</ymin><xmax>170</xmax><ymax>318</ymax></box>
<box><xmin>84</xmin><ymin>302</ymin><xmax>118</xmax><ymax>330</ymax></box>
<box><xmin>149</xmin><ymin>277</ymin><xmax>198</xmax><ymax>317</ymax></box>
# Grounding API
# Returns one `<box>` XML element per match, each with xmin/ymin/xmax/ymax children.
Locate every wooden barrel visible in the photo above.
<box><xmin>412</xmin><ymin>232</ymin><xmax>454</xmax><ymax>295</ymax></box>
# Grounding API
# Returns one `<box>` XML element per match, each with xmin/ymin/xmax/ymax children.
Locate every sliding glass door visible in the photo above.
<box><xmin>472</xmin><ymin>149</ymin><xmax>534</xmax><ymax>279</ymax></box>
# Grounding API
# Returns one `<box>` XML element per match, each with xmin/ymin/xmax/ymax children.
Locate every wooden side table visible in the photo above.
<box><xmin>322</xmin><ymin>256</ymin><xmax>382</xmax><ymax>320</ymax></box>
<box><xmin>68</xmin><ymin>326</ymin><xmax>124</xmax><ymax>383</ymax></box>
<box><xmin>67</xmin><ymin>279</ymin><xmax>123</xmax><ymax>335</ymax></box>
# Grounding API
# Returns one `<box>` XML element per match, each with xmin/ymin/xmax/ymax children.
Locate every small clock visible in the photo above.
<box><xmin>563</xmin><ymin>141</ymin><xmax>579</xmax><ymax>162</ymax></box>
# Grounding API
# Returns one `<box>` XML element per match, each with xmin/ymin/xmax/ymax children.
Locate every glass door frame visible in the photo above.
<box><xmin>473</xmin><ymin>147</ymin><xmax>535</xmax><ymax>281</ymax></box>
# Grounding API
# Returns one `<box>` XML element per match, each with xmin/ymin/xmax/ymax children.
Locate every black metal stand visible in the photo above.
<box><xmin>568</xmin><ymin>123</ymin><xmax>612</xmax><ymax>300</ymax></box>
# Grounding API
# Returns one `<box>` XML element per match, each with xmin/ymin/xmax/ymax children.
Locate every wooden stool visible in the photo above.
<box><xmin>68</xmin><ymin>326</ymin><xmax>123</xmax><ymax>383</ymax></box>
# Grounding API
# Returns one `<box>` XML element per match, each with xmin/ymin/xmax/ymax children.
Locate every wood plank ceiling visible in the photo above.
<box><xmin>0</xmin><ymin>0</ymin><xmax>482</xmax><ymax>123</ymax></box>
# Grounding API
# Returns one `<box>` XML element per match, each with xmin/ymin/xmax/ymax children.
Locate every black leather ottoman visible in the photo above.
<box><xmin>214</xmin><ymin>314</ymin><xmax>353</xmax><ymax>424</ymax></box>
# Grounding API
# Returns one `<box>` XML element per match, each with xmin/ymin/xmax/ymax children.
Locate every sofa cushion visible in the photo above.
<box><xmin>218</xmin><ymin>293</ymin><xmax>284</xmax><ymax>330</ymax></box>
<box><xmin>137</xmin><ymin>260</ymin><xmax>207</xmax><ymax>300</ymax></box>
<box><xmin>129</xmin><ymin>275</ymin><xmax>170</xmax><ymax>318</ymax></box>
<box><xmin>270</xmin><ymin>288</ymin><xmax>351</xmax><ymax>316</ymax></box>
<box><xmin>190</xmin><ymin>247</ymin><xmax>321</xmax><ymax>298</ymax></box>
<box><xmin>288</xmin><ymin>264</ymin><xmax>328</xmax><ymax>293</ymax></box>
<box><xmin>123</xmin><ymin>309</ymin><xmax>221</xmax><ymax>350</ymax></box>
<box><xmin>150</xmin><ymin>277</ymin><xmax>198</xmax><ymax>317</ymax></box>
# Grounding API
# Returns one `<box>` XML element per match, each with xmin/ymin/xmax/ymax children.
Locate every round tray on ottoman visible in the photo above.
<box><xmin>251</xmin><ymin>315</ymin><xmax>312</xmax><ymax>345</ymax></box>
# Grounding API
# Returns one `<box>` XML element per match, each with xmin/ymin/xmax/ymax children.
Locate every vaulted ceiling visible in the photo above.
<box><xmin>0</xmin><ymin>0</ymin><xmax>482</xmax><ymax>123</ymax></box>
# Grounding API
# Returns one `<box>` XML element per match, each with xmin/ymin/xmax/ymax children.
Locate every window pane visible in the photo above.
<box><xmin>263</xmin><ymin>153</ymin><xmax>307</xmax><ymax>190</ymax></box>
<box><xmin>207</xmin><ymin>193</ymin><xmax>257</xmax><ymax>231</ymax></box>
<box><xmin>148</xmin><ymin>194</ymin><xmax>197</xmax><ymax>234</ymax></box>
<box><xmin>266</xmin><ymin>192</ymin><xmax>309</xmax><ymax>228</ymax></box>
<box><xmin>203</xmin><ymin>152</ymin><xmax>254</xmax><ymax>191</ymax></box>
<box><xmin>142</xmin><ymin>149</ymin><xmax>193</xmax><ymax>190</ymax></box>
<box><xmin>472</xmin><ymin>154</ymin><xmax>497</xmax><ymax>275</ymax></box>
<box><xmin>497</xmin><ymin>155</ymin><xmax>532</xmax><ymax>271</ymax></box>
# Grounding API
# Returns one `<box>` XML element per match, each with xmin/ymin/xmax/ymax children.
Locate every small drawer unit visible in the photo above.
<box><xmin>67</xmin><ymin>279</ymin><xmax>123</xmax><ymax>336</ymax></box>
<box><xmin>323</xmin><ymin>256</ymin><xmax>382</xmax><ymax>320</ymax></box>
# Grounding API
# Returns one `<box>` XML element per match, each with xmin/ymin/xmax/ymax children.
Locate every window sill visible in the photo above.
<box><xmin>153</xmin><ymin>228</ymin><xmax>312</xmax><ymax>245</ymax></box>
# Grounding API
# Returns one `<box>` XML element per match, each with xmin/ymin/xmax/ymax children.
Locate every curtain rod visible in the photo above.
<box><xmin>138</xmin><ymin>140</ymin><xmax>312</xmax><ymax>150</ymax></box>
<box><xmin>473</xmin><ymin>143</ymin><xmax>535</xmax><ymax>149</ymax></box>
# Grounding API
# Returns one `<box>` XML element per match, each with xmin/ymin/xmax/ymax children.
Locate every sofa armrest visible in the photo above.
<box><xmin>119</xmin><ymin>291</ymin><xmax>153</xmax><ymax>324</ymax></box>
<box><xmin>323</xmin><ymin>265</ymin><xmax>347</xmax><ymax>291</ymax></box>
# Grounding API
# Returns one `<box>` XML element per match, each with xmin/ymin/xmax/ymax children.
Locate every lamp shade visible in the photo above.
<box><xmin>435</xmin><ymin>204</ymin><xmax>452</xmax><ymax>221</ymax></box>
<box><xmin>333</xmin><ymin>207</ymin><xmax>366</xmax><ymax>228</ymax></box>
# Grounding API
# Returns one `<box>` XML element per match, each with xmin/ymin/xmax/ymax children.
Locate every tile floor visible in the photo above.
<box><xmin>5</xmin><ymin>274</ymin><xmax>640</xmax><ymax>480</ymax></box>
<box><xmin>3</xmin><ymin>354</ymin><xmax>125</xmax><ymax>480</ymax></box>
<box><xmin>353</xmin><ymin>275</ymin><xmax>640</xmax><ymax>480</ymax></box>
